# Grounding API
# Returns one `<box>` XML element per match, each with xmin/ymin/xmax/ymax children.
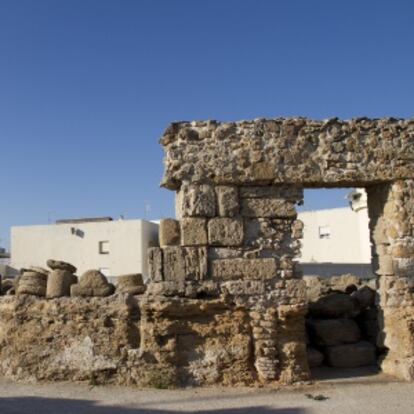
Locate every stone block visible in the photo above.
<box><xmin>240</xmin><ymin>186</ymin><xmax>303</xmax><ymax>201</ymax></box>
<box><xmin>46</xmin><ymin>269</ymin><xmax>77</xmax><ymax>298</ymax></box>
<box><xmin>116</xmin><ymin>273</ymin><xmax>146</xmax><ymax>295</ymax></box>
<box><xmin>309</xmin><ymin>292</ymin><xmax>361</xmax><ymax>319</ymax></box>
<box><xmin>163</xmin><ymin>246</ymin><xmax>208</xmax><ymax>282</ymax></box>
<box><xmin>307</xmin><ymin>347</ymin><xmax>324</xmax><ymax>368</ymax></box>
<box><xmin>176</xmin><ymin>183</ymin><xmax>216</xmax><ymax>218</ymax></box>
<box><xmin>211</xmin><ymin>258</ymin><xmax>277</xmax><ymax>280</ymax></box>
<box><xmin>307</xmin><ymin>318</ymin><xmax>361</xmax><ymax>346</ymax></box>
<box><xmin>215</xmin><ymin>186</ymin><xmax>239</xmax><ymax>217</ymax></box>
<box><xmin>71</xmin><ymin>270</ymin><xmax>114</xmax><ymax>297</ymax></box>
<box><xmin>221</xmin><ymin>280</ymin><xmax>265</xmax><ymax>295</ymax></box>
<box><xmin>17</xmin><ymin>272</ymin><xmax>47</xmax><ymax>297</ymax></box>
<box><xmin>325</xmin><ymin>341</ymin><xmax>376</xmax><ymax>368</ymax></box>
<box><xmin>181</xmin><ymin>218</ymin><xmax>207</xmax><ymax>246</ymax></box>
<box><xmin>208</xmin><ymin>218</ymin><xmax>243</xmax><ymax>246</ymax></box>
<box><xmin>241</xmin><ymin>198</ymin><xmax>296</xmax><ymax>218</ymax></box>
<box><xmin>159</xmin><ymin>219</ymin><xmax>180</xmax><ymax>247</ymax></box>
<box><xmin>148</xmin><ymin>247</ymin><xmax>163</xmax><ymax>282</ymax></box>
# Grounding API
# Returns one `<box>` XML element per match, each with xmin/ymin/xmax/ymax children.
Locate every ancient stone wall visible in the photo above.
<box><xmin>155</xmin><ymin>117</ymin><xmax>414</xmax><ymax>382</ymax></box>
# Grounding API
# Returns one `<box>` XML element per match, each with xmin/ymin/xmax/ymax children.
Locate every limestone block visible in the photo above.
<box><xmin>46</xmin><ymin>270</ymin><xmax>77</xmax><ymax>298</ymax></box>
<box><xmin>307</xmin><ymin>347</ymin><xmax>324</xmax><ymax>368</ymax></box>
<box><xmin>208</xmin><ymin>218</ymin><xmax>243</xmax><ymax>247</ymax></box>
<box><xmin>215</xmin><ymin>186</ymin><xmax>239</xmax><ymax>217</ymax></box>
<box><xmin>307</xmin><ymin>318</ymin><xmax>361</xmax><ymax>346</ymax></box>
<box><xmin>241</xmin><ymin>198</ymin><xmax>296</xmax><ymax>218</ymax></box>
<box><xmin>351</xmin><ymin>286</ymin><xmax>376</xmax><ymax>309</ymax></box>
<box><xmin>163</xmin><ymin>246</ymin><xmax>208</xmax><ymax>282</ymax></box>
<box><xmin>325</xmin><ymin>341</ymin><xmax>376</xmax><ymax>368</ymax></box>
<box><xmin>211</xmin><ymin>258</ymin><xmax>277</xmax><ymax>280</ymax></box>
<box><xmin>221</xmin><ymin>280</ymin><xmax>265</xmax><ymax>295</ymax></box>
<box><xmin>148</xmin><ymin>247</ymin><xmax>163</xmax><ymax>282</ymax></box>
<box><xmin>159</xmin><ymin>218</ymin><xmax>180</xmax><ymax>247</ymax></box>
<box><xmin>17</xmin><ymin>272</ymin><xmax>47</xmax><ymax>296</ymax></box>
<box><xmin>309</xmin><ymin>293</ymin><xmax>361</xmax><ymax>318</ymax></box>
<box><xmin>176</xmin><ymin>183</ymin><xmax>216</xmax><ymax>218</ymax></box>
<box><xmin>240</xmin><ymin>186</ymin><xmax>303</xmax><ymax>202</ymax></box>
<box><xmin>70</xmin><ymin>270</ymin><xmax>114</xmax><ymax>297</ymax></box>
<box><xmin>47</xmin><ymin>259</ymin><xmax>77</xmax><ymax>274</ymax></box>
<box><xmin>181</xmin><ymin>218</ymin><xmax>207</xmax><ymax>246</ymax></box>
<box><xmin>393</xmin><ymin>258</ymin><xmax>414</xmax><ymax>277</ymax></box>
<box><xmin>116</xmin><ymin>273</ymin><xmax>146</xmax><ymax>295</ymax></box>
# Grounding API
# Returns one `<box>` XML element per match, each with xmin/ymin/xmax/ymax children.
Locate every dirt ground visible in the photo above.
<box><xmin>0</xmin><ymin>368</ymin><xmax>413</xmax><ymax>414</ymax></box>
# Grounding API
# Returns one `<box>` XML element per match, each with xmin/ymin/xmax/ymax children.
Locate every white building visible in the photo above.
<box><xmin>297</xmin><ymin>189</ymin><xmax>373</xmax><ymax>278</ymax></box>
<box><xmin>11</xmin><ymin>217</ymin><xmax>158</xmax><ymax>279</ymax></box>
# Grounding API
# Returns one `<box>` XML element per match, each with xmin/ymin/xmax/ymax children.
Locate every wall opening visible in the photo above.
<box><xmin>300</xmin><ymin>188</ymin><xmax>383</xmax><ymax>379</ymax></box>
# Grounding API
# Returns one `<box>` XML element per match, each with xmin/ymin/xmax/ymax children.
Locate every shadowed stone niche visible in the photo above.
<box><xmin>151</xmin><ymin>117</ymin><xmax>414</xmax><ymax>383</ymax></box>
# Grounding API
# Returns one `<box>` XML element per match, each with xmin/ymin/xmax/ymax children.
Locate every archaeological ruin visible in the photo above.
<box><xmin>0</xmin><ymin>117</ymin><xmax>413</xmax><ymax>387</ymax></box>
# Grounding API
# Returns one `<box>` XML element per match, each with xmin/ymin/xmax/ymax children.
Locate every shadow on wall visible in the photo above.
<box><xmin>0</xmin><ymin>397</ymin><xmax>306</xmax><ymax>414</ymax></box>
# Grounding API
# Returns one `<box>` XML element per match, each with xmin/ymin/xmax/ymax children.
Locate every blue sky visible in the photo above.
<box><xmin>1</xmin><ymin>0</ymin><xmax>413</xmax><ymax>248</ymax></box>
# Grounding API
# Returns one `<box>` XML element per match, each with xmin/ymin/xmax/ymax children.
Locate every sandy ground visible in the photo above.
<box><xmin>0</xmin><ymin>368</ymin><xmax>413</xmax><ymax>414</ymax></box>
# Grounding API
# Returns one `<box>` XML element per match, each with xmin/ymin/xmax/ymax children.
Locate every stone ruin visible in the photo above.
<box><xmin>0</xmin><ymin>117</ymin><xmax>413</xmax><ymax>386</ymax></box>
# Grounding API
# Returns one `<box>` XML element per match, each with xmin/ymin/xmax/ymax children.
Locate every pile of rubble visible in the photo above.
<box><xmin>0</xmin><ymin>259</ymin><xmax>146</xmax><ymax>298</ymax></box>
<box><xmin>306</xmin><ymin>279</ymin><xmax>379</xmax><ymax>369</ymax></box>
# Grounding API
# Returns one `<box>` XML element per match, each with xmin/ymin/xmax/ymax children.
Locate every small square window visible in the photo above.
<box><xmin>99</xmin><ymin>241</ymin><xmax>109</xmax><ymax>254</ymax></box>
<box><xmin>319</xmin><ymin>226</ymin><xmax>331</xmax><ymax>239</ymax></box>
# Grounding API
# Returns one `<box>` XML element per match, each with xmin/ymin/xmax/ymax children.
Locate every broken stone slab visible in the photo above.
<box><xmin>307</xmin><ymin>347</ymin><xmax>324</xmax><ymax>368</ymax></box>
<box><xmin>159</xmin><ymin>218</ymin><xmax>180</xmax><ymax>247</ymax></box>
<box><xmin>116</xmin><ymin>273</ymin><xmax>146</xmax><ymax>295</ymax></box>
<box><xmin>163</xmin><ymin>246</ymin><xmax>208</xmax><ymax>282</ymax></box>
<box><xmin>309</xmin><ymin>292</ymin><xmax>361</xmax><ymax>319</ymax></box>
<box><xmin>46</xmin><ymin>270</ymin><xmax>77</xmax><ymax>298</ymax></box>
<box><xmin>240</xmin><ymin>198</ymin><xmax>297</xmax><ymax>218</ymax></box>
<box><xmin>211</xmin><ymin>258</ymin><xmax>277</xmax><ymax>280</ymax></box>
<box><xmin>325</xmin><ymin>341</ymin><xmax>376</xmax><ymax>368</ymax></box>
<box><xmin>47</xmin><ymin>259</ymin><xmax>77</xmax><ymax>274</ymax></box>
<box><xmin>307</xmin><ymin>318</ymin><xmax>361</xmax><ymax>346</ymax></box>
<box><xmin>17</xmin><ymin>271</ymin><xmax>48</xmax><ymax>296</ymax></box>
<box><xmin>180</xmin><ymin>218</ymin><xmax>208</xmax><ymax>246</ymax></box>
<box><xmin>208</xmin><ymin>218</ymin><xmax>244</xmax><ymax>247</ymax></box>
<box><xmin>215</xmin><ymin>186</ymin><xmax>239</xmax><ymax>217</ymax></box>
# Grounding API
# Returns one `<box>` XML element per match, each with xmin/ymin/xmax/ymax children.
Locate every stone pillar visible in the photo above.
<box><xmin>148</xmin><ymin>183</ymin><xmax>309</xmax><ymax>383</ymax></box>
<box><xmin>367</xmin><ymin>180</ymin><xmax>414</xmax><ymax>380</ymax></box>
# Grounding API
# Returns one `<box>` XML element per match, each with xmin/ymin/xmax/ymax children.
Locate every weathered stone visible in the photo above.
<box><xmin>212</xmin><ymin>258</ymin><xmax>277</xmax><ymax>280</ymax></box>
<box><xmin>208</xmin><ymin>218</ymin><xmax>244</xmax><ymax>247</ymax></box>
<box><xmin>47</xmin><ymin>259</ymin><xmax>77</xmax><ymax>274</ymax></box>
<box><xmin>309</xmin><ymin>293</ymin><xmax>361</xmax><ymax>319</ymax></box>
<box><xmin>351</xmin><ymin>286</ymin><xmax>376</xmax><ymax>309</ymax></box>
<box><xmin>307</xmin><ymin>318</ymin><xmax>361</xmax><ymax>346</ymax></box>
<box><xmin>307</xmin><ymin>347</ymin><xmax>324</xmax><ymax>368</ymax></box>
<box><xmin>221</xmin><ymin>280</ymin><xmax>266</xmax><ymax>296</ymax></box>
<box><xmin>176</xmin><ymin>183</ymin><xmax>216</xmax><ymax>218</ymax></box>
<box><xmin>1</xmin><ymin>278</ymin><xmax>14</xmax><ymax>295</ymax></box>
<box><xmin>159</xmin><ymin>218</ymin><xmax>180</xmax><ymax>247</ymax></box>
<box><xmin>148</xmin><ymin>247</ymin><xmax>163</xmax><ymax>282</ymax></box>
<box><xmin>325</xmin><ymin>341</ymin><xmax>376</xmax><ymax>368</ymax></box>
<box><xmin>180</xmin><ymin>218</ymin><xmax>208</xmax><ymax>246</ymax></box>
<box><xmin>46</xmin><ymin>270</ymin><xmax>77</xmax><ymax>298</ymax></box>
<box><xmin>215</xmin><ymin>186</ymin><xmax>239</xmax><ymax>217</ymax></box>
<box><xmin>241</xmin><ymin>198</ymin><xmax>297</xmax><ymax>218</ymax></box>
<box><xmin>17</xmin><ymin>272</ymin><xmax>47</xmax><ymax>297</ymax></box>
<box><xmin>116</xmin><ymin>273</ymin><xmax>146</xmax><ymax>295</ymax></box>
<box><xmin>162</xmin><ymin>246</ymin><xmax>208</xmax><ymax>282</ymax></box>
<box><xmin>70</xmin><ymin>270</ymin><xmax>114</xmax><ymax>297</ymax></box>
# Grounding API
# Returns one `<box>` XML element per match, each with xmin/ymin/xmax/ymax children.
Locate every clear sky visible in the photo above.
<box><xmin>1</xmin><ymin>0</ymin><xmax>413</xmax><ymax>248</ymax></box>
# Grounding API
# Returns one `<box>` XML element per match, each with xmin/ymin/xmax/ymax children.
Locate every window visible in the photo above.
<box><xmin>319</xmin><ymin>226</ymin><xmax>331</xmax><ymax>239</ymax></box>
<box><xmin>99</xmin><ymin>241</ymin><xmax>109</xmax><ymax>254</ymax></box>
